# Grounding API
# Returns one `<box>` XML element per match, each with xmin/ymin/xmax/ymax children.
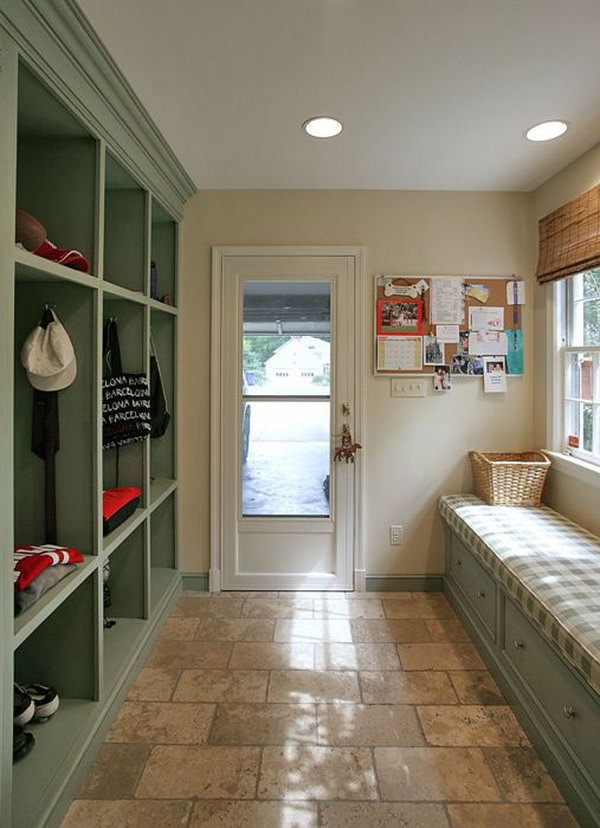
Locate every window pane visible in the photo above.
<box><xmin>583</xmin><ymin>403</ymin><xmax>594</xmax><ymax>452</ymax></box>
<box><xmin>241</xmin><ymin>401</ymin><xmax>330</xmax><ymax>517</ymax></box>
<box><xmin>243</xmin><ymin>281</ymin><xmax>331</xmax><ymax>396</ymax></box>
<box><xmin>583</xmin><ymin>268</ymin><xmax>600</xmax><ymax>299</ymax></box>
<box><xmin>583</xmin><ymin>298</ymin><xmax>600</xmax><ymax>346</ymax></box>
<box><xmin>565</xmin><ymin>400</ymin><xmax>582</xmax><ymax>446</ymax></box>
<box><xmin>567</xmin><ymin>352</ymin><xmax>593</xmax><ymax>401</ymax></box>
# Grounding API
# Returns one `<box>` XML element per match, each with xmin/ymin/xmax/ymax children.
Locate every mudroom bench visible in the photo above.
<box><xmin>439</xmin><ymin>494</ymin><xmax>600</xmax><ymax>828</ymax></box>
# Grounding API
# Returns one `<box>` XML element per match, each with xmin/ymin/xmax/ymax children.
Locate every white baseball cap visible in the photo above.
<box><xmin>21</xmin><ymin>310</ymin><xmax>77</xmax><ymax>391</ymax></box>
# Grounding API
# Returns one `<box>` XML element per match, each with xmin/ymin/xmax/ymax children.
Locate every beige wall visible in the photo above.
<box><xmin>532</xmin><ymin>142</ymin><xmax>600</xmax><ymax>535</ymax></box>
<box><xmin>178</xmin><ymin>190</ymin><xmax>536</xmax><ymax>575</ymax></box>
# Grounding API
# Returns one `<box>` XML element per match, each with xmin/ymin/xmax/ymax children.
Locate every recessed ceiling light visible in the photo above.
<box><xmin>303</xmin><ymin>116</ymin><xmax>343</xmax><ymax>138</ymax></box>
<box><xmin>525</xmin><ymin>120</ymin><xmax>568</xmax><ymax>142</ymax></box>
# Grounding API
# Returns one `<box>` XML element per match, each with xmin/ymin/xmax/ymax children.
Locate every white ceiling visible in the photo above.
<box><xmin>77</xmin><ymin>0</ymin><xmax>600</xmax><ymax>192</ymax></box>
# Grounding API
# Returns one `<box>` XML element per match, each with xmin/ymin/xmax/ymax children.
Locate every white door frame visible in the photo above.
<box><xmin>210</xmin><ymin>246</ymin><xmax>366</xmax><ymax>592</ymax></box>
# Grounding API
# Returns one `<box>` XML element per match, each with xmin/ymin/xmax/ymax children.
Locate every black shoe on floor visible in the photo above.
<box><xmin>25</xmin><ymin>683</ymin><xmax>60</xmax><ymax>721</ymax></box>
<box><xmin>13</xmin><ymin>725</ymin><xmax>34</xmax><ymax>763</ymax></box>
<box><xmin>13</xmin><ymin>684</ymin><xmax>34</xmax><ymax>727</ymax></box>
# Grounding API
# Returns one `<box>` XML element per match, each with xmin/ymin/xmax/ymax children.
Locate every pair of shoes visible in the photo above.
<box><xmin>14</xmin><ymin>683</ymin><xmax>60</xmax><ymax>725</ymax></box>
<box><xmin>13</xmin><ymin>725</ymin><xmax>34</xmax><ymax>763</ymax></box>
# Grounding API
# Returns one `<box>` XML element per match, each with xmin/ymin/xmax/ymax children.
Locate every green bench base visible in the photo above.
<box><xmin>444</xmin><ymin>527</ymin><xmax>600</xmax><ymax>828</ymax></box>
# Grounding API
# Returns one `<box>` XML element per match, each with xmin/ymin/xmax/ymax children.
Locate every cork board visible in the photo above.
<box><xmin>374</xmin><ymin>275</ymin><xmax>524</xmax><ymax>376</ymax></box>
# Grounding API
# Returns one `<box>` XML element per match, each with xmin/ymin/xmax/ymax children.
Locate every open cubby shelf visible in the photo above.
<box><xmin>2</xmin><ymin>29</ymin><xmax>185</xmax><ymax>828</ymax></box>
<box><xmin>16</xmin><ymin>64</ymin><xmax>98</xmax><ymax>277</ymax></box>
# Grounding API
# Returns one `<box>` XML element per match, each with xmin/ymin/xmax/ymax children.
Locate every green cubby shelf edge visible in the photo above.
<box><xmin>149</xmin><ymin>478</ymin><xmax>177</xmax><ymax>512</ymax></box>
<box><xmin>14</xmin><ymin>247</ymin><xmax>99</xmax><ymax>288</ymax></box>
<box><xmin>13</xmin><ymin>555</ymin><xmax>97</xmax><ymax>649</ymax></box>
<box><xmin>102</xmin><ymin>507</ymin><xmax>147</xmax><ymax>557</ymax></box>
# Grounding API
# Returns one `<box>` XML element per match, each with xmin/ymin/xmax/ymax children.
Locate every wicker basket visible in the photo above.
<box><xmin>469</xmin><ymin>451</ymin><xmax>551</xmax><ymax>507</ymax></box>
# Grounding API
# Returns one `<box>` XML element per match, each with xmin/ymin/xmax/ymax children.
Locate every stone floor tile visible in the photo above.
<box><xmin>313</xmin><ymin>599</ymin><xmax>386</xmax><ymax>619</ymax></box>
<box><xmin>135</xmin><ymin>745</ymin><xmax>260</xmax><ymax>799</ymax></box>
<box><xmin>374</xmin><ymin>746</ymin><xmax>500</xmax><ymax>801</ymax></box>
<box><xmin>61</xmin><ymin>799</ymin><xmax>192</xmax><ymax>827</ymax></box>
<box><xmin>146</xmin><ymin>640</ymin><xmax>232</xmax><ymax>670</ymax></box>
<box><xmin>258</xmin><ymin>745</ymin><xmax>378</xmax><ymax>800</ymax></box>
<box><xmin>210</xmin><ymin>703</ymin><xmax>317</xmax><ymax>745</ymax></box>
<box><xmin>447</xmin><ymin>803</ymin><xmax>578</xmax><ymax>827</ymax></box>
<box><xmin>449</xmin><ymin>670</ymin><xmax>505</xmax><ymax>704</ymax></box>
<box><xmin>195</xmin><ymin>618</ymin><xmax>275</xmax><ymax>641</ymax></box>
<box><xmin>159</xmin><ymin>617</ymin><xmax>201</xmax><ymax>640</ymax></box>
<box><xmin>127</xmin><ymin>668</ymin><xmax>180</xmax><ymax>702</ymax></box>
<box><xmin>483</xmin><ymin>747</ymin><xmax>565</xmax><ymax>802</ymax></box>
<box><xmin>269</xmin><ymin>670</ymin><xmax>360</xmax><ymax>703</ymax></box>
<box><xmin>350</xmin><ymin>619</ymin><xmax>431</xmax><ymax>643</ymax></box>
<box><xmin>221</xmin><ymin>591</ymin><xmax>279</xmax><ymax>599</ymax></box>
<box><xmin>425</xmin><ymin>618</ymin><xmax>471</xmax><ymax>642</ymax></box>
<box><xmin>77</xmin><ymin>744</ymin><xmax>150</xmax><ymax>799</ymax></box>
<box><xmin>106</xmin><ymin>701</ymin><xmax>215</xmax><ymax>744</ymax></box>
<box><xmin>274</xmin><ymin>619</ymin><xmax>353</xmax><ymax>643</ymax></box>
<box><xmin>315</xmin><ymin>642</ymin><xmax>400</xmax><ymax>671</ymax></box>
<box><xmin>229</xmin><ymin>642</ymin><xmax>314</xmax><ymax>670</ymax></box>
<box><xmin>319</xmin><ymin>802</ymin><xmax>450</xmax><ymax>827</ymax></box>
<box><xmin>398</xmin><ymin>642</ymin><xmax>485</xmax><ymax>670</ymax></box>
<box><xmin>317</xmin><ymin>703</ymin><xmax>425</xmax><ymax>746</ymax></box>
<box><xmin>175</xmin><ymin>597</ymin><xmax>244</xmax><ymax>618</ymax></box>
<box><xmin>360</xmin><ymin>670</ymin><xmax>458</xmax><ymax>704</ymax></box>
<box><xmin>190</xmin><ymin>800</ymin><xmax>318</xmax><ymax>827</ymax></box>
<box><xmin>417</xmin><ymin>704</ymin><xmax>530</xmax><ymax>747</ymax></box>
<box><xmin>173</xmin><ymin>669</ymin><xmax>269</xmax><ymax>702</ymax></box>
<box><xmin>243</xmin><ymin>598</ymin><xmax>314</xmax><ymax>618</ymax></box>
<box><xmin>362</xmin><ymin>591</ymin><xmax>415</xmax><ymax>600</ymax></box>
<box><xmin>383</xmin><ymin>597</ymin><xmax>456</xmax><ymax>619</ymax></box>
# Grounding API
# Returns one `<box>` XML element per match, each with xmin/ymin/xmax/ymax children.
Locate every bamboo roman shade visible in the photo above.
<box><xmin>536</xmin><ymin>183</ymin><xmax>600</xmax><ymax>284</ymax></box>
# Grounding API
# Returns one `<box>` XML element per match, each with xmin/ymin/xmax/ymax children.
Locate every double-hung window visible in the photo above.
<box><xmin>561</xmin><ymin>269</ymin><xmax>600</xmax><ymax>465</ymax></box>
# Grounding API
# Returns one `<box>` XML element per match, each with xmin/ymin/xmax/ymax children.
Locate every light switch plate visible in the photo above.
<box><xmin>390</xmin><ymin>378</ymin><xmax>426</xmax><ymax>397</ymax></box>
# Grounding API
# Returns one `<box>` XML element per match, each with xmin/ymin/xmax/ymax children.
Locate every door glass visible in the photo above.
<box><xmin>241</xmin><ymin>280</ymin><xmax>331</xmax><ymax>517</ymax></box>
<box><xmin>243</xmin><ymin>281</ymin><xmax>330</xmax><ymax>396</ymax></box>
<box><xmin>242</xmin><ymin>401</ymin><xmax>330</xmax><ymax>516</ymax></box>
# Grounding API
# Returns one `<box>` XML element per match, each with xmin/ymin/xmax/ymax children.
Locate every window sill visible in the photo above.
<box><xmin>544</xmin><ymin>450</ymin><xmax>600</xmax><ymax>490</ymax></box>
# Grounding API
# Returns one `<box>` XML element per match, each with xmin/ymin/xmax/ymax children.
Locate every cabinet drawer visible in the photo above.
<box><xmin>449</xmin><ymin>536</ymin><xmax>496</xmax><ymax>635</ymax></box>
<box><xmin>504</xmin><ymin>598</ymin><xmax>600</xmax><ymax>788</ymax></box>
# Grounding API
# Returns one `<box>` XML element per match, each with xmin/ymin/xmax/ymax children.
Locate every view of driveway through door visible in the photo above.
<box><xmin>213</xmin><ymin>251</ymin><xmax>361</xmax><ymax>591</ymax></box>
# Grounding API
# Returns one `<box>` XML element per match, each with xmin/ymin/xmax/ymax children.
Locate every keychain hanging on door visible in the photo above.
<box><xmin>333</xmin><ymin>403</ymin><xmax>362</xmax><ymax>463</ymax></box>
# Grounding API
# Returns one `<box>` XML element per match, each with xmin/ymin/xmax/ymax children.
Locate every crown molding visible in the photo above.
<box><xmin>0</xmin><ymin>0</ymin><xmax>196</xmax><ymax>218</ymax></box>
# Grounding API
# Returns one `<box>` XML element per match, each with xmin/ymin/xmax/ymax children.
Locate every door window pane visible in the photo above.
<box><xmin>242</xmin><ymin>401</ymin><xmax>330</xmax><ymax>517</ymax></box>
<box><xmin>243</xmin><ymin>281</ymin><xmax>330</xmax><ymax>396</ymax></box>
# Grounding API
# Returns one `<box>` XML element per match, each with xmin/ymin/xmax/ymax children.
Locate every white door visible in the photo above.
<box><xmin>211</xmin><ymin>249</ymin><xmax>363</xmax><ymax>591</ymax></box>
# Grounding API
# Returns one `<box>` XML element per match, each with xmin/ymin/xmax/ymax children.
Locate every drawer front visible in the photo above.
<box><xmin>504</xmin><ymin>598</ymin><xmax>600</xmax><ymax>788</ymax></box>
<box><xmin>449</xmin><ymin>535</ymin><xmax>496</xmax><ymax>635</ymax></box>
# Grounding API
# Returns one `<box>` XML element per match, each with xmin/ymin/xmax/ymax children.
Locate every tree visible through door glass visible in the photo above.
<box><xmin>241</xmin><ymin>281</ymin><xmax>331</xmax><ymax>516</ymax></box>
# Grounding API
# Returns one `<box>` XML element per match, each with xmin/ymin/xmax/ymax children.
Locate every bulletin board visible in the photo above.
<box><xmin>374</xmin><ymin>275</ymin><xmax>525</xmax><ymax>377</ymax></box>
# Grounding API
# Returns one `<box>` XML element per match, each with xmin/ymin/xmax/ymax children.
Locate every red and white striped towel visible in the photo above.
<box><xmin>14</xmin><ymin>545</ymin><xmax>84</xmax><ymax>591</ymax></box>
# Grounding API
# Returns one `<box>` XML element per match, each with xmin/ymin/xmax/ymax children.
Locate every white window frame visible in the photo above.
<box><xmin>546</xmin><ymin>276</ymin><xmax>600</xmax><ymax>486</ymax></box>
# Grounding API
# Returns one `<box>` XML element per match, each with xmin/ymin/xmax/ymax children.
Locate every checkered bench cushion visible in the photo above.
<box><xmin>439</xmin><ymin>494</ymin><xmax>600</xmax><ymax>696</ymax></box>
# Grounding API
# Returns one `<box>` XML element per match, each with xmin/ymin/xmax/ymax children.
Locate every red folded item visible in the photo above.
<box><xmin>14</xmin><ymin>544</ymin><xmax>84</xmax><ymax>591</ymax></box>
<box><xmin>103</xmin><ymin>487</ymin><xmax>143</xmax><ymax>521</ymax></box>
<box><xmin>32</xmin><ymin>239</ymin><xmax>90</xmax><ymax>273</ymax></box>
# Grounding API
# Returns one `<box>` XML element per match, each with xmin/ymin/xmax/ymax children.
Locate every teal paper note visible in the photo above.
<box><xmin>505</xmin><ymin>329</ymin><xmax>524</xmax><ymax>374</ymax></box>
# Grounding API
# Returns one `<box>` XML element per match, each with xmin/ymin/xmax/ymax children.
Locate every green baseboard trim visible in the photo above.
<box><xmin>181</xmin><ymin>572</ymin><xmax>209</xmax><ymax>591</ymax></box>
<box><xmin>45</xmin><ymin>574</ymin><xmax>181</xmax><ymax>828</ymax></box>
<box><xmin>180</xmin><ymin>573</ymin><xmax>444</xmax><ymax>593</ymax></box>
<box><xmin>366</xmin><ymin>575</ymin><xmax>444</xmax><ymax>592</ymax></box>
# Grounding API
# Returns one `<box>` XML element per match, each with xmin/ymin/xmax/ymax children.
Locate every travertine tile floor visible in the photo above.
<box><xmin>62</xmin><ymin>591</ymin><xmax>578</xmax><ymax>827</ymax></box>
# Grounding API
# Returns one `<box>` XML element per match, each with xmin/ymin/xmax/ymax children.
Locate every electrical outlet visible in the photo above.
<box><xmin>390</xmin><ymin>378</ymin><xmax>426</xmax><ymax>397</ymax></box>
<box><xmin>390</xmin><ymin>524</ymin><xmax>403</xmax><ymax>545</ymax></box>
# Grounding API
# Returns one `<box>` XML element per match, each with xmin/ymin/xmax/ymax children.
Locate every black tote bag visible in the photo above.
<box><xmin>150</xmin><ymin>333</ymin><xmax>170</xmax><ymax>439</ymax></box>
<box><xmin>102</xmin><ymin>318</ymin><xmax>151</xmax><ymax>450</ymax></box>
